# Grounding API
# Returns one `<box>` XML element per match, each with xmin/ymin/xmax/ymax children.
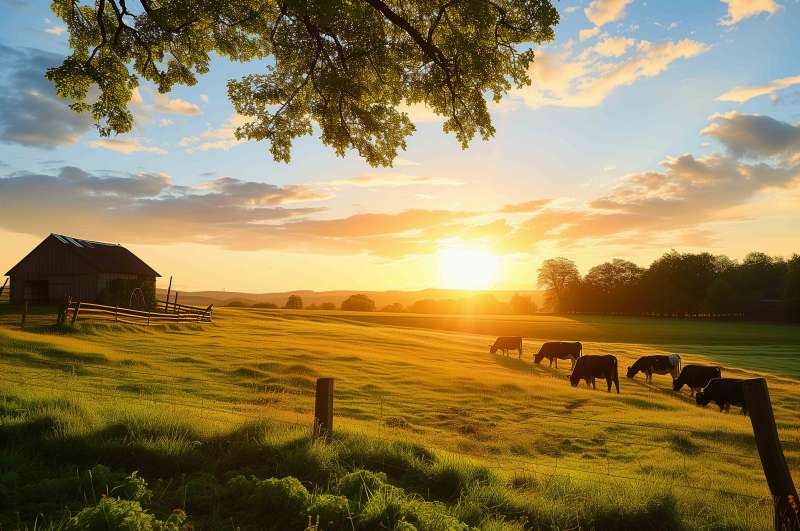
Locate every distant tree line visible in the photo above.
<box><xmin>538</xmin><ymin>251</ymin><xmax>800</xmax><ymax>322</ymax></box>
<box><xmin>226</xmin><ymin>292</ymin><xmax>538</xmax><ymax>315</ymax></box>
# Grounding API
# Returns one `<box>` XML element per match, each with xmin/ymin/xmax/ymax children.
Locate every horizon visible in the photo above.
<box><xmin>1</xmin><ymin>1</ymin><xmax>799</xmax><ymax>293</ymax></box>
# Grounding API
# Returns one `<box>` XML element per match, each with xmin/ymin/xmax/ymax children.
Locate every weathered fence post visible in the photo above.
<box><xmin>70</xmin><ymin>300</ymin><xmax>81</xmax><ymax>326</ymax></box>
<box><xmin>743</xmin><ymin>378</ymin><xmax>800</xmax><ymax>531</ymax></box>
<box><xmin>313</xmin><ymin>377</ymin><xmax>334</xmax><ymax>439</ymax></box>
<box><xmin>164</xmin><ymin>275</ymin><xmax>172</xmax><ymax>312</ymax></box>
<box><xmin>173</xmin><ymin>291</ymin><xmax>179</xmax><ymax>313</ymax></box>
<box><xmin>147</xmin><ymin>310</ymin><xmax>151</xmax><ymax>326</ymax></box>
<box><xmin>20</xmin><ymin>300</ymin><xmax>29</xmax><ymax>328</ymax></box>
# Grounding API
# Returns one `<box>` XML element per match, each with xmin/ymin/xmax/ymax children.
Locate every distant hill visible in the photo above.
<box><xmin>156</xmin><ymin>287</ymin><xmax>546</xmax><ymax>309</ymax></box>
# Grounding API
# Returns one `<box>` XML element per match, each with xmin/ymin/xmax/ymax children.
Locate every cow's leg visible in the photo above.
<box><xmin>606</xmin><ymin>377</ymin><xmax>612</xmax><ymax>392</ymax></box>
<box><xmin>591</xmin><ymin>377</ymin><xmax>596</xmax><ymax>390</ymax></box>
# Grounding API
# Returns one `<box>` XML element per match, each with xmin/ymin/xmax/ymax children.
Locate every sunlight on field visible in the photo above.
<box><xmin>1</xmin><ymin>309</ymin><xmax>798</xmax><ymax>529</ymax></box>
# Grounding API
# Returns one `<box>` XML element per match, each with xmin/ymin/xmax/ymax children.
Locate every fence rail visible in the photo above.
<box><xmin>60</xmin><ymin>299</ymin><xmax>213</xmax><ymax>326</ymax></box>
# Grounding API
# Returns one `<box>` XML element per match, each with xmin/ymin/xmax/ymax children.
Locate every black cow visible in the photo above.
<box><xmin>696</xmin><ymin>378</ymin><xmax>747</xmax><ymax>414</ymax></box>
<box><xmin>490</xmin><ymin>337</ymin><xmax>523</xmax><ymax>358</ymax></box>
<box><xmin>626</xmin><ymin>354</ymin><xmax>681</xmax><ymax>383</ymax></box>
<box><xmin>534</xmin><ymin>341</ymin><xmax>582</xmax><ymax>369</ymax></box>
<box><xmin>673</xmin><ymin>365</ymin><xmax>722</xmax><ymax>395</ymax></box>
<box><xmin>570</xmin><ymin>355</ymin><xmax>619</xmax><ymax>393</ymax></box>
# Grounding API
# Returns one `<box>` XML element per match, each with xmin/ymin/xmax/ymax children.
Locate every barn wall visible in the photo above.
<box><xmin>8</xmin><ymin>237</ymin><xmax>96</xmax><ymax>304</ymax></box>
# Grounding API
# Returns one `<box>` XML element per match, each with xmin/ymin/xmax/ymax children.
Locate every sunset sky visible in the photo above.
<box><xmin>1</xmin><ymin>0</ymin><xmax>798</xmax><ymax>292</ymax></box>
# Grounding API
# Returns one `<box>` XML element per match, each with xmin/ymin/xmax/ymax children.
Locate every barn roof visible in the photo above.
<box><xmin>5</xmin><ymin>234</ymin><xmax>161</xmax><ymax>277</ymax></box>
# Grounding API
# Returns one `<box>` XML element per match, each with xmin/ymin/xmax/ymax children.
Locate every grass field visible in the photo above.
<box><xmin>1</xmin><ymin>308</ymin><xmax>799</xmax><ymax>529</ymax></box>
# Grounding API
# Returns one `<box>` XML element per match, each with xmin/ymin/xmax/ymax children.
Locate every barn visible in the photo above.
<box><xmin>5</xmin><ymin>234</ymin><xmax>160</xmax><ymax>307</ymax></box>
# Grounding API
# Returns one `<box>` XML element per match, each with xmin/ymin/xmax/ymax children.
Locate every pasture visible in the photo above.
<box><xmin>1</xmin><ymin>309</ymin><xmax>799</xmax><ymax>529</ymax></box>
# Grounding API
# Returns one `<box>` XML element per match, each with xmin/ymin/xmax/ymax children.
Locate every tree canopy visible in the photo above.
<box><xmin>48</xmin><ymin>0</ymin><xmax>559</xmax><ymax>166</ymax></box>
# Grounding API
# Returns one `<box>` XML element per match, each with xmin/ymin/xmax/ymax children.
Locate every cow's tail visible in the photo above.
<box><xmin>612</xmin><ymin>357</ymin><xmax>620</xmax><ymax>394</ymax></box>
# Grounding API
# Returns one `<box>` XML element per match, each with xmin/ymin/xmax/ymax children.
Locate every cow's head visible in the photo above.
<box><xmin>569</xmin><ymin>371</ymin><xmax>580</xmax><ymax>387</ymax></box>
<box><xmin>695</xmin><ymin>391</ymin><xmax>711</xmax><ymax>407</ymax></box>
<box><xmin>533</xmin><ymin>351</ymin><xmax>544</xmax><ymax>364</ymax></box>
<box><xmin>489</xmin><ymin>344</ymin><xmax>498</xmax><ymax>354</ymax></box>
<box><xmin>626</xmin><ymin>366</ymin><xmax>637</xmax><ymax>379</ymax></box>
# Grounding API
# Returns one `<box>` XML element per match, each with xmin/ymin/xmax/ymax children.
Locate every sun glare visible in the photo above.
<box><xmin>437</xmin><ymin>243</ymin><xmax>500</xmax><ymax>290</ymax></box>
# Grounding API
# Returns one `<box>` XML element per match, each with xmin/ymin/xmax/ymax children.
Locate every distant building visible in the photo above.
<box><xmin>5</xmin><ymin>234</ymin><xmax>160</xmax><ymax>306</ymax></box>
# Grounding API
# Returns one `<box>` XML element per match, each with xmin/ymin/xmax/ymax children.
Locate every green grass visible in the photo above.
<box><xmin>1</xmin><ymin>308</ymin><xmax>798</xmax><ymax>529</ymax></box>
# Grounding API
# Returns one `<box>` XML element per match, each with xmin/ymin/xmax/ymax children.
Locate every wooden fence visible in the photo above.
<box><xmin>58</xmin><ymin>298</ymin><xmax>213</xmax><ymax>326</ymax></box>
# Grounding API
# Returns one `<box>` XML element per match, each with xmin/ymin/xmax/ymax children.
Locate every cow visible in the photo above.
<box><xmin>626</xmin><ymin>354</ymin><xmax>681</xmax><ymax>383</ymax></box>
<box><xmin>696</xmin><ymin>378</ymin><xmax>747</xmax><ymax>414</ymax></box>
<box><xmin>569</xmin><ymin>355</ymin><xmax>619</xmax><ymax>393</ymax></box>
<box><xmin>490</xmin><ymin>336</ymin><xmax>523</xmax><ymax>358</ymax></box>
<box><xmin>673</xmin><ymin>365</ymin><xmax>722</xmax><ymax>396</ymax></box>
<box><xmin>534</xmin><ymin>341</ymin><xmax>582</xmax><ymax>369</ymax></box>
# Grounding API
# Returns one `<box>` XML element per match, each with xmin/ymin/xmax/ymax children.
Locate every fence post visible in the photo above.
<box><xmin>164</xmin><ymin>275</ymin><xmax>172</xmax><ymax>312</ymax></box>
<box><xmin>71</xmin><ymin>300</ymin><xmax>81</xmax><ymax>326</ymax></box>
<box><xmin>173</xmin><ymin>291</ymin><xmax>179</xmax><ymax>313</ymax></box>
<box><xmin>743</xmin><ymin>378</ymin><xmax>800</xmax><ymax>531</ymax></box>
<box><xmin>313</xmin><ymin>377</ymin><xmax>334</xmax><ymax>439</ymax></box>
<box><xmin>21</xmin><ymin>300</ymin><xmax>28</xmax><ymax>328</ymax></box>
<box><xmin>147</xmin><ymin>310</ymin><xmax>151</xmax><ymax>326</ymax></box>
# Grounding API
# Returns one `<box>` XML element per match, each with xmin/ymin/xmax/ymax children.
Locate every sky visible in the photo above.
<box><xmin>0</xmin><ymin>0</ymin><xmax>799</xmax><ymax>293</ymax></box>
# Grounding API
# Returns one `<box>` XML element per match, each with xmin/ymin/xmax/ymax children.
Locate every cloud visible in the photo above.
<box><xmin>701</xmin><ymin>112</ymin><xmax>800</xmax><ymax>161</ymax></box>
<box><xmin>200</xmin><ymin>94</ymin><xmax>209</xmax><ymax>102</ymax></box>
<box><xmin>497</xmin><ymin>112</ymin><xmax>800</xmax><ymax>251</ymax></box>
<box><xmin>179</xmin><ymin>114</ymin><xmax>248</xmax><ymax>152</ymax></box>
<box><xmin>719</xmin><ymin>0</ymin><xmax>781</xmax><ymax>26</ymax></box>
<box><xmin>515</xmin><ymin>39</ymin><xmax>708</xmax><ymax>108</ymax></box>
<box><xmin>44</xmin><ymin>25</ymin><xmax>66</xmax><ymax>35</ymax></box>
<box><xmin>564</xmin><ymin>6</ymin><xmax>579</xmax><ymax>13</ymax></box>
<box><xmin>151</xmin><ymin>92</ymin><xmax>201</xmax><ymax>115</ymax></box>
<box><xmin>584</xmin><ymin>0</ymin><xmax>633</xmax><ymax>27</ymax></box>
<box><xmin>499</xmin><ymin>199</ymin><xmax>552</xmax><ymax>213</ymax></box>
<box><xmin>0</xmin><ymin>46</ymin><xmax>93</xmax><ymax>148</ymax></box>
<box><xmin>591</xmin><ymin>36</ymin><xmax>635</xmax><ymax>57</ymax></box>
<box><xmin>717</xmin><ymin>74</ymin><xmax>800</xmax><ymax>103</ymax></box>
<box><xmin>0</xmin><ymin>167</ymin><xmax>334</xmax><ymax>250</ymax></box>
<box><xmin>90</xmin><ymin>138</ymin><xmax>168</xmax><ymax>155</ymax></box>
<box><xmin>579</xmin><ymin>27</ymin><xmax>602</xmax><ymax>41</ymax></box>
<box><xmin>332</xmin><ymin>174</ymin><xmax>462</xmax><ymax>188</ymax></box>
<box><xmin>397</xmin><ymin>102</ymin><xmax>444</xmax><ymax>123</ymax></box>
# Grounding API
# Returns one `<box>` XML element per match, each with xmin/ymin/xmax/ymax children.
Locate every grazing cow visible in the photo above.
<box><xmin>626</xmin><ymin>354</ymin><xmax>682</xmax><ymax>383</ymax></box>
<box><xmin>534</xmin><ymin>341</ymin><xmax>582</xmax><ymax>369</ymax></box>
<box><xmin>696</xmin><ymin>378</ymin><xmax>747</xmax><ymax>414</ymax></box>
<box><xmin>570</xmin><ymin>355</ymin><xmax>619</xmax><ymax>393</ymax></box>
<box><xmin>490</xmin><ymin>336</ymin><xmax>523</xmax><ymax>358</ymax></box>
<box><xmin>673</xmin><ymin>365</ymin><xmax>722</xmax><ymax>395</ymax></box>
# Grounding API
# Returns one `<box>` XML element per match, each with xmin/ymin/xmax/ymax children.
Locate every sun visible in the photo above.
<box><xmin>437</xmin><ymin>242</ymin><xmax>500</xmax><ymax>290</ymax></box>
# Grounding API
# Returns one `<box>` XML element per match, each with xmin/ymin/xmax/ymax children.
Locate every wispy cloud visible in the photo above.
<box><xmin>584</xmin><ymin>0</ymin><xmax>633</xmax><ymax>27</ymax></box>
<box><xmin>179</xmin><ymin>114</ymin><xmax>248</xmax><ymax>152</ymax></box>
<box><xmin>719</xmin><ymin>0</ymin><xmax>781</xmax><ymax>26</ymax></box>
<box><xmin>44</xmin><ymin>25</ymin><xmax>66</xmax><ymax>36</ymax></box>
<box><xmin>718</xmin><ymin>74</ymin><xmax>800</xmax><ymax>103</ymax></box>
<box><xmin>332</xmin><ymin>174</ymin><xmax>462</xmax><ymax>188</ymax></box>
<box><xmin>90</xmin><ymin>138</ymin><xmax>167</xmax><ymax>155</ymax></box>
<box><xmin>514</xmin><ymin>39</ymin><xmax>708</xmax><ymax>108</ymax></box>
